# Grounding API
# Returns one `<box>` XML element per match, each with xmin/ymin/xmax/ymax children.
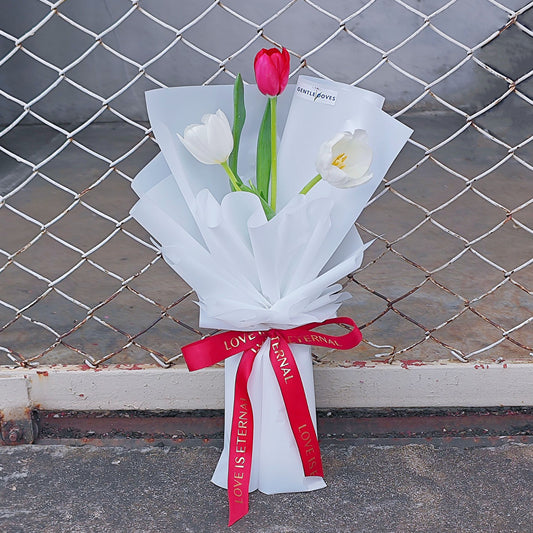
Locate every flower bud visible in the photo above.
<box><xmin>254</xmin><ymin>47</ymin><xmax>290</xmax><ymax>96</ymax></box>
<box><xmin>178</xmin><ymin>109</ymin><xmax>234</xmax><ymax>165</ymax></box>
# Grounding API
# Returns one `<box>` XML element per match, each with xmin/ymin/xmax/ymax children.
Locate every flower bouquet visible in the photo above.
<box><xmin>131</xmin><ymin>48</ymin><xmax>412</xmax><ymax>525</ymax></box>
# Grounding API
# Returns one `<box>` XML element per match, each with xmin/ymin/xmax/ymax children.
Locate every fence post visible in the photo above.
<box><xmin>0</xmin><ymin>375</ymin><xmax>36</xmax><ymax>445</ymax></box>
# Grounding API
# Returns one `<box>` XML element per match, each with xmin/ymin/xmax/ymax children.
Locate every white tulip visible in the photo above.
<box><xmin>315</xmin><ymin>129</ymin><xmax>373</xmax><ymax>188</ymax></box>
<box><xmin>178</xmin><ymin>109</ymin><xmax>234</xmax><ymax>165</ymax></box>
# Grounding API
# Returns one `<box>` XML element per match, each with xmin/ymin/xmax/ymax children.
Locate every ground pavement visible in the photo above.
<box><xmin>1</xmin><ymin>436</ymin><xmax>532</xmax><ymax>533</ymax></box>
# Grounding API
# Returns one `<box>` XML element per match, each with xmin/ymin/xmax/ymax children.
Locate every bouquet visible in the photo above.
<box><xmin>131</xmin><ymin>47</ymin><xmax>412</xmax><ymax>525</ymax></box>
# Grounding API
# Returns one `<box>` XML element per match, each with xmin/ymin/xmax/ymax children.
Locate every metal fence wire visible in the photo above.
<box><xmin>0</xmin><ymin>0</ymin><xmax>531</xmax><ymax>369</ymax></box>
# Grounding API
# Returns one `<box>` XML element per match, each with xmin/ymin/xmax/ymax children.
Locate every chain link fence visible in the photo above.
<box><xmin>0</xmin><ymin>0</ymin><xmax>531</xmax><ymax>370</ymax></box>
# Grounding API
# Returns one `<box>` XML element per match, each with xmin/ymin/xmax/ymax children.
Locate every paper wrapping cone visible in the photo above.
<box><xmin>211</xmin><ymin>342</ymin><xmax>325</xmax><ymax>493</ymax></box>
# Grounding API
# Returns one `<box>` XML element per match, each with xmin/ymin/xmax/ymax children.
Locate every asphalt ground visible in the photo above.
<box><xmin>1</xmin><ymin>436</ymin><xmax>533</xmax><ymax>533</ymax></box>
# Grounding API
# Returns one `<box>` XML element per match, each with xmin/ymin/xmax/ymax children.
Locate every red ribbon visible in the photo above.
<box><xmin>182</xmin><ymin>317</ymin><xmax>362</xmax><ymax>526</ymax></box>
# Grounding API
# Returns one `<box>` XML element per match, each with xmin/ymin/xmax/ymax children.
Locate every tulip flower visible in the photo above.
<box><xmin>178</xmin><ymin>109</ymin><xmax>241</xmax><ymax>191</ymax></box>
<box><xmin>254</xmin><ymin>47</ymin><xmax>290</xmax><ymax>214</ymax></box>
<box><xmin>316</xmin><ymin>129</ymin><xmax>373</xmax><ymax>188</ymax></box>
<box><xmin>254</xmin><ymin>47</ymin><xmax>290</xmax><ymax>96</ymax></box>
<box><xmin>178</xmin><ymin>109</ymin><xmax>234</xmax><ymax>165</ymax></box>
<box><xmin>300</xmin><ymin>130</ymin><xmax>373</xmax><ymax>194</ymax></box>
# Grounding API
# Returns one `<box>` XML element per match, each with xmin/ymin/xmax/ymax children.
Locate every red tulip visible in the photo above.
<box><xmin>254</xmin><ymin>47</ymin><xmax>290</xmax><ymax>96</ymax></box>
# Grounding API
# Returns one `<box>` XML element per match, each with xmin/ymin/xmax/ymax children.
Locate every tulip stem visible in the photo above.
<box><xmin>299</xmin><ymin>174</ymin><xmax>322</xmax><ymax>195</ymax></box>
<box><xmin>221</xmin><ymin>161</ymin><xmax>242</xmax><ymax>192</ymax></box>
<box><xmin>270</xmin><ymin>96</ymin><xmax>277</xmax><ymax>213</ymax></box>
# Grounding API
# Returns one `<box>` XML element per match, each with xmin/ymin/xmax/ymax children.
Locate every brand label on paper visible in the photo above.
<box><xmin>295</xmin><ymin>79</ymin><xmax>337</xmax><ymax>105</ymax></box>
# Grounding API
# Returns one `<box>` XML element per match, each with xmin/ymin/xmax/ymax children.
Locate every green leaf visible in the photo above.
<box><xmin>256</xmin><ymin>101</ymin><xmax>271</xmax><ymax>202</ymax></box>
<box><xmin>240</xmin><ymin>182</ymin><xmax>275</xmax><ymax>221</ymax></box>
<box><xmin>228</xmin><ymin>74</ymin><xmax>245</xmax><ymax>190</ymax></box>
<box><xmin>259</xmin><ymin>197</ymin><xmax>275</xmax><ymax>220</ymax></box>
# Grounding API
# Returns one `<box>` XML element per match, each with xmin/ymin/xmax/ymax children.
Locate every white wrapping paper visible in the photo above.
<box><xmin>130</xmin><ymin>76</ymin><xmax>412</xmax><ymax>494</ymax></box>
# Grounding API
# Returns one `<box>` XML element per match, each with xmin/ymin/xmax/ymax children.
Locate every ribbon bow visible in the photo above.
<box><xmin>182</xmin><ymin>317</ymin><xmax>362</xmax><ymax>525</ymax></box>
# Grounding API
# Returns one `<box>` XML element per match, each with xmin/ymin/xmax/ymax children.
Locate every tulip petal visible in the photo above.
<box><xmin>255</xmin><ymin>54</ymin><xmax>279</xmax><ymax>96</ymax></box>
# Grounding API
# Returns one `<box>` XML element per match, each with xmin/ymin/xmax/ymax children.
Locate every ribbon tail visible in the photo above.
<box><xmin>268</xmin><ymin>336</ymin><xmax>324</xmax><ymax>478</ymax></box>
<box><xmin>227</xmin><ymin>347</ymin><xmax>257</xmax><ymax>526</ymax></box>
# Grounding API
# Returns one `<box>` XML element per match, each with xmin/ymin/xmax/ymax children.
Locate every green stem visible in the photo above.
<box><xmin>221</xmin><ymin>161</ymin><xmax>242</xmax><ymax>191</ymax></box>
<box><xmin>299</xmin><ymin>174</ymin><xmax>322</xmax><ymax>195</ymax></box>
<box><xmin>270</xmin><ymin>96</ymin><xmax>278</xmax><ymax>213</ymax></box>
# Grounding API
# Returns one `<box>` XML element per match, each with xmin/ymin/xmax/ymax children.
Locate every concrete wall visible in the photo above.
<box><xmin>0</xmin><ymin>0</ymin><xmax>530</xmax><ymax>125</ymax></box>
